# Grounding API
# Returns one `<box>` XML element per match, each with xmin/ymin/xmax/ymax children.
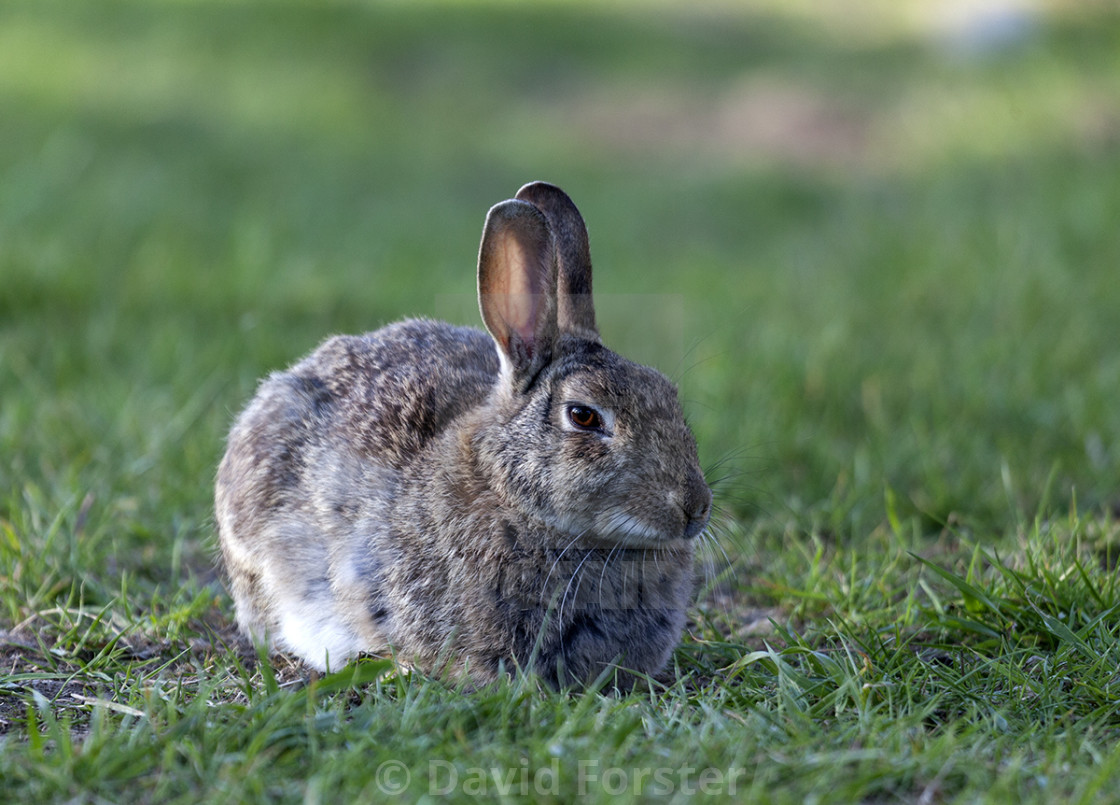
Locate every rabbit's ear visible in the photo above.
<box><xmin>515</xmin><ymin>182</ymin><xmax>598</xmax><ymax>341</ymax></box>
<box><xmin>478</xmin><ymin>199</ymin><xmax>560</xmax><ymax>390</ymax></box>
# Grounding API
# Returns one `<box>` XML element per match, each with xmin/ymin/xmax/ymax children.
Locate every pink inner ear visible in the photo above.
<box><xmin>494</xmin><ymin>238</ymin><xmax>541</xmax><ymax>346</ymax></box>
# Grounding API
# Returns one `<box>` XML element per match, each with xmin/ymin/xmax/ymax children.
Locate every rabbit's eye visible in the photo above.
<box><xmin>567</xmin><ymin>405</ymin><xmax>604</xmax><ymax>432</ymax></box>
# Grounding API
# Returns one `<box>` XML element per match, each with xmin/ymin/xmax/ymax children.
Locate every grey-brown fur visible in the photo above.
<box><xmin>215</xmin><ymin>182</ymin><xmax>711</xmax><ymax>687</ymax></box>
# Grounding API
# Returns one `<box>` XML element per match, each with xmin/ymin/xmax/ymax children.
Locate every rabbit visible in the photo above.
<box><xmin>215</xmin><ymin>181</ymin><xmax>711</xmax><ymax>688</ymax></box>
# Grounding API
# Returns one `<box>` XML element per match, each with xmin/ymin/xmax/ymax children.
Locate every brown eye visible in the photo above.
<box><xmin>567</xmin><ymin>405</ymin><xmax>603</xmax><ymax>431</ymax></box>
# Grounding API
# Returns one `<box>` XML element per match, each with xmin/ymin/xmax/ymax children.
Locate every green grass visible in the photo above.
<box><xmin>3</xmin><ymin>0</ymin><xmax>1120</xmax><ymax>801</ymax></box>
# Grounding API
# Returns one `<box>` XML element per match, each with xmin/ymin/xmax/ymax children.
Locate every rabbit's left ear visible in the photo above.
<box><xmin>516</xmin><ymin>181</ymin><xmax>598</xmax><ymax>341</ymax></box>
<box><xmin>477</xmin><ymin>199</ymin><xmax>560</xmax><ymax>391</ymax></box>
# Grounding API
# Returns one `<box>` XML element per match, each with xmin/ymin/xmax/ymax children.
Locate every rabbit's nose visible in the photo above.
<box><xmin>681</xmin><ymin>473</ymin><xmax>712</xmax><ymax>539</ymax></box>
<box><xmin>683</xmin><ymin>511</ymin><xmax>708</xmax><ymax>540</ymax></box>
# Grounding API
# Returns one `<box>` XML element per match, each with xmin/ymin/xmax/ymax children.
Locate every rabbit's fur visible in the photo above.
<box><xmin>215</xmin><ymin>182</ymin><xmax>711</xmax><ymax>687</ymax></box>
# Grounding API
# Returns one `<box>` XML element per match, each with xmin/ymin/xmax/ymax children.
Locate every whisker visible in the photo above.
<box><xmin>558</xmin><ymin>547</ymin><xmax>597</xmax><ymax>626</ymax></box>
<box><xmin>542</xmin><ymin>527</ymin><xmax>592</xmax><ymax>606</ymax></box>
<box><xmin>596</xmin><ymin>541</ymin><xmax>624</xmax><ymax>611</ymax></box>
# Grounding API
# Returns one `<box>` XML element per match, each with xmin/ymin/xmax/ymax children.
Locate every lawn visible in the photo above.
<box><xmin>3</xmin><ymin>0</ymin><xmax>1120</xmax><ymax>801</ymax></box>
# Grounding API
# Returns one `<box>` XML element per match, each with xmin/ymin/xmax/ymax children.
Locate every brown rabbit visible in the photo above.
<box><xmin>215</xmin><ymin>182</ymin><xmax>711</xmax><ymax>687</ymax></box>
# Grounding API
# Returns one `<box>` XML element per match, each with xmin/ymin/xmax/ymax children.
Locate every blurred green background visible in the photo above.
<box><xmin>2</xmin><ymin>0</ymin><xmax>1119</xmax><ymax>586</ymax></box>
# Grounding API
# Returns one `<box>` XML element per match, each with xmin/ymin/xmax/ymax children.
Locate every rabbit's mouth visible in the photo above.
<box><xmin>585</xmin><ymin>506</ymin><xmax>703</xmax><ymax>548</ymax></box>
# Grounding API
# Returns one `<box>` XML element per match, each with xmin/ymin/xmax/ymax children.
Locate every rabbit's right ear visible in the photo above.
<box><xmin>478</xmin><ymin>200</ymin><xmax>560</xmax><ymax>391</ymax></box>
